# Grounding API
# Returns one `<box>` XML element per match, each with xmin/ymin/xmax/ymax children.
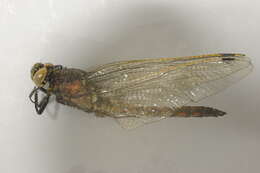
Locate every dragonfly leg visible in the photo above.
<box><xmin>29</xmin><ymin>87</ymin><xmax>50</xmax><ymax>114</ymax></box>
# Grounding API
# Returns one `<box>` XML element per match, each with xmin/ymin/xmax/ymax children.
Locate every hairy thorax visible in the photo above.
<box><xmin>49</xmin><ymin>68</ymin><xmax>97</xmax><ymax>112</ymax></box>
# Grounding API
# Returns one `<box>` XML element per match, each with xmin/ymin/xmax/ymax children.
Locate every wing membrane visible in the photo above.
<box><xmin>88</xmin><ymin>54</ymin><xmax>252</xmax><ymax>110</ymax></box>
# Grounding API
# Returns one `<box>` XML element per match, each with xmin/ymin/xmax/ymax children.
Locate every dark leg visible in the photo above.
<box><xmin>29</xmin><ymin>87</ymin><xmax>38</xmax><ymax>103</ymax></box>
<box><xmin>29</xmin><ymin>87</ymin><xmax>50</xmax><ymax>114</ymax></box>
<box><xmin>35</xmin><ymin>94</ymin><xmax>50</xmax><ymax>115</ymax></box>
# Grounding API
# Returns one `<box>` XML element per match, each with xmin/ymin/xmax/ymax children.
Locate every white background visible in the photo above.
<box><xmin>0</xmin><ymin>0</ymin><xmax>259</xmax><ymax>173</ymax></box>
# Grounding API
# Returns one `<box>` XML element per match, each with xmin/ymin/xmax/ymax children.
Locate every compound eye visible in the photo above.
<box><xmin>31</xmin><ymin>63</ymin><xmax>44</xmax><ymax>79</ymax></box>
<box><xmin>32</xmin><ymin>67</ymin><xmax>48</xmax><ymax>87</ymax></box>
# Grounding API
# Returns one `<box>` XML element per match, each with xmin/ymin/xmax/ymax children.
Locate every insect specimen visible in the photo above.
<box><xmin>29</xmin><ymin>53</ymin><xmax>252</xmax><ymax>129</ymax></box>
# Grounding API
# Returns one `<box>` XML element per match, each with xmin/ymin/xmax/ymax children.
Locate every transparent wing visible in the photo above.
<box><xmin>88</xmin><ymin>53</ymin><xmax>253</xmax><ymax>111</ymax></box>
<box><xmin>116</xmin><ymin>116</ymin><xmax>166</xmax><ymax>129</ymax></box>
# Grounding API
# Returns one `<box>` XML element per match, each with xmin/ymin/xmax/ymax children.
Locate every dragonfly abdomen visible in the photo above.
<box><xmin>173</xmin><ymin>106</ymin><xmax>226</xmax><ymax>117</ymax></box>
<box><xmin>92</xmin><ymin>99</ymin><xmax>225</xmax><ymax>118</ymax></box>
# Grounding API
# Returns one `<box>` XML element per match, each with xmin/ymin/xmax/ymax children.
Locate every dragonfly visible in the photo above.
<box><xmin>29</xmin><ymin>53</ymin><xmax>253</xmax><ymax>129</ymax></box>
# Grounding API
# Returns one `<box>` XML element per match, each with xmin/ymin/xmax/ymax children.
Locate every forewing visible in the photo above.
<box><xmin>88</xmin><ymin>54</ymin><xmax>252</xmax><ymax>110</ymax></box>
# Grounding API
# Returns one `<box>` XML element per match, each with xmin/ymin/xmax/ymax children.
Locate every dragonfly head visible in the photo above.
<box><xmin>31</xmin><ymin>63</ymin><xmax>54</xmax><ymax>87</ymax></box>
<box><xmin>29</xmin><ymin>63</ymin><xmax>63</xmax><ymax>115</ymax></box>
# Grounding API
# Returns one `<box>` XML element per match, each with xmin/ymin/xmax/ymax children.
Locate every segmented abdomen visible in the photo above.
<box><xmin>93</xmin><ymin>99</ymin><xmax>225</xmax><ymax>118</ymax></box>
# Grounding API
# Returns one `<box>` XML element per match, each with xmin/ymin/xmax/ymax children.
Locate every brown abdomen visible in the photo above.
<box><xmin>173</xmin><ymin>106</ymin><xmax>226</xmax><ymax>117</ymax></box>
<box><xmin>93</xmin><ymin>99</ymin><xmax>225</xmax><ymax>118</ymax></box>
